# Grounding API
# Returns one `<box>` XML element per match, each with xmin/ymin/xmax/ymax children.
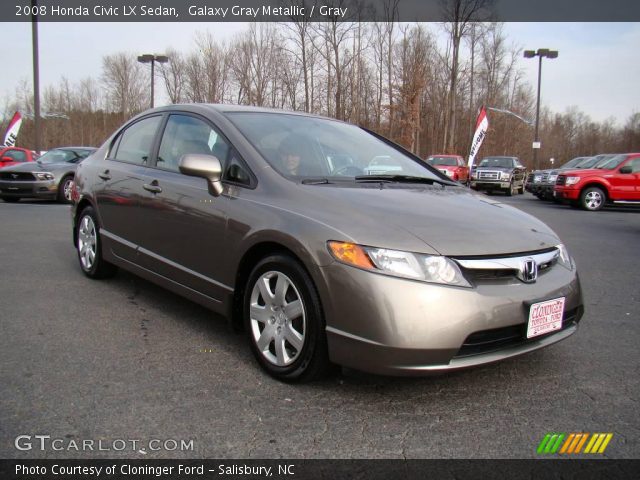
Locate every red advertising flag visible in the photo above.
<box><xmin>468</xmin><ymin>106</ymin><xmax>489</xmax><ymax>167</ymax></box>
<box><xmin>3</xmin><ymin>111</ymin><xmax>23</xmax><ymax>147</ymax></box>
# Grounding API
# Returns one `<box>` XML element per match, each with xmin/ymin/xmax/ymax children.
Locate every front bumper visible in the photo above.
<box><xmin>471</xmin><ymin>180</ymin><xmax>511</xmax><ymax>190</ymax></box>
<box><xmin>0</xmin><ymin>179</ymin><xmax>58</xmax><ymax>199</ymax></box>
<box><xmin>318</xmin><ymin>261</ymin><xmax>583</xmax><ymax>376</ymax></box>
<box><xmin>554</xmin><ymin>186</ymin><xmax>581</xmax><ymax>200</ymax></box>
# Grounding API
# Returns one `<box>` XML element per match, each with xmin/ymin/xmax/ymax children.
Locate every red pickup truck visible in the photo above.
<box><xmin>554</xmin><ymin>153</ymin><xmax>640</xmax><ymax>210</ymax></box>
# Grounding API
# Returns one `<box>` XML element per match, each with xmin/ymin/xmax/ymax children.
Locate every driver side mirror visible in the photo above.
<box><xmin>179</xmin><ymin>153</ymin><xmax>223</xmax><ymax>196</ymax></box>
<box><xmin>619</xmin><ymin>165</ymin><xmax>632</xmax><ymax>174</ymax></box>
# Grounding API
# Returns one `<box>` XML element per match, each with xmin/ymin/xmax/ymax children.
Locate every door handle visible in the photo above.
<box><xmin>143</xmin><ymin>182</ymin><xmax>162</xmax><ymax>194</ymax></box>
<box><xmin>98</xmin><ymin>170</ymin><xmax>111</xmax><ymax>180</ymax></box>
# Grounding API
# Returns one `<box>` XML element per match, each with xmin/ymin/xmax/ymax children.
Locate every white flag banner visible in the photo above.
<box><xmin>468</xmin><ymin>106</ymin><xmax>488</xmax><ymax>167</ymax></box>
<box><xmin>3</xmin><ymin>111</ymin><xmax>22</xmax><ymax>147</ymax></box>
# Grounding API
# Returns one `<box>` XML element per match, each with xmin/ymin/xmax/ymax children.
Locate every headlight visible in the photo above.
<box><xmin>556</xmin><ymin>244</ymin><xmax>574</xmax><ymax>270</ymax></box>
<box><xmin>471</xmin><ymin>172</ymin><xmax>477</xmax><ymax>179</ymax></box>
<box><xmin>548</xmin><ymin>174</ymin><xmax>558</xmax><ymax>183</ymax></box>
<box><xmin>565</xmin><ymin>176</ymin><xmax>580</xmax><ymax>185</ymax></box>
<box><xmin>34</xmin><ymin>172</ymin><xmax>54</xmax><ymax>180</ymax></box>
<box><xmin>500</xmin><ymin>172</ymin><xmax>511</xmax><ymax>180</ymax></box>
<box><xmin>328</xmin><ymin>241</ymin><xmax>471</xmax><ymax>287</ymax></box>
<box><xmin>533</xmin><ymin>175</ymin><xmax>541</xmax><ymax>183</ymax></box>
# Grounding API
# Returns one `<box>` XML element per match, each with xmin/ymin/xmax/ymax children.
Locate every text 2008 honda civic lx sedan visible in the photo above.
<box><xmin>71</xmin><ymin>104</ymin><xmax>583</xmax><ymax>382</ymax></box>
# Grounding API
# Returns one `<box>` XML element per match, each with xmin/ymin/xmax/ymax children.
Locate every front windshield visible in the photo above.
<box><xmin>576</xmin><ymin>156</ymin><xmax>602</xmax><ymax>169</ymax></box>
<box><xmin>427</xmin><ymin>156</ymin><xmax>457</xmax><ymax>166</ymax></box>
<box><xmin>562</xmin><ymin>157</ymin><xmax>586</xmax><ymax>169</ymax></box>
<box><xmin>225</xmin><ymin>112</ymin><xmax>440</xmax><ymax>181</ymax></box>
<box><xmin>38</xmin><ymin>148</ymin><xmax>93</xmax><ymax>164</ymax></box>
<box><xmin>596</xmin><ymin>154</ymin><xmax>626</xmax><ymax>170</ymax></box>
<box><xmin>478</xmin><ymin>157</ymin><xmax>514</xmax><ymax>168</ymax></box>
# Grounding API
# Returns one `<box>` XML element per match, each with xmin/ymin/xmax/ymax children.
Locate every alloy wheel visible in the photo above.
<box><xmin>249</xmin><ymin>271</ymin><xmax>306</xmax><ymax>367</ymax></box>
<box><xmin>78</xmin><ymin>215</ymin><xmax>97</xmax><ymax>270</ymax></box>
<box><xmin>585</xmin><ymin>190</ymin><xmax>603</xmax><ymax>210</ymax></box>
<box><xmin>63</xmin><ymin>179</ymin><xmax>74</xmax><ymax>202</ymax></box>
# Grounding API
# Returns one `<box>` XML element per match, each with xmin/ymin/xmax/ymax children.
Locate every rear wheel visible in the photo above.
<box><xmin>580</xmin><ymin>186</ymin><xmax>606</xmax><ymax>211</ymax></box>
<box><xmin>76</xmin><ymin>206</ymin><xmax>117</xmax><ymax>278</ymax></box>
<box><xmin>244</xmin><ymin>254</ymin><xmax>330</xmax><ymax>382</ymax></box>
<box><xmin>1</xmin><ymin>197</ymin><xmax>20</xmax><ymax>203</ymax></box>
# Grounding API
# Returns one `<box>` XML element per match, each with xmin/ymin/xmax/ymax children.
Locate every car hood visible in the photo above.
<box><xmin>284</xmin><ymin>184</ymin><xmax>560</xmax><ymax>257</ymax></box>
<box><xmin>3</xmin><ymin>162</ymin><xmax>73</xmax><ymax>173</ymax></box>
<box><xmin>561</xmin><ymin>168</ymin><xmax>610</xmax><ymax>177</ymax></box>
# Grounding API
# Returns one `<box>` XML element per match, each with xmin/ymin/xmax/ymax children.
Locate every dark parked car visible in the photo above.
<box><xmin>0</xmin><ymin>146</ymin><xmax>38</xmax><ymax>168</ymax></box>
<box><xmin>72</xmin><ymin>104</ymin><xmax>583</xmax><ymax>381</ymax></box>
<box><xmin>470</xmin><ymin>156</ymin><xmax>526</xmax><ymax>195</ymax></box>
<box><xmin>532</xmin><ymin>156</ymin><xmax>591</xmax><ymax>200</ymax></box>
<box><xmin>0</xmin><ymin>147</ymin><xmax>96</xmax><ymax>203</ymax></box>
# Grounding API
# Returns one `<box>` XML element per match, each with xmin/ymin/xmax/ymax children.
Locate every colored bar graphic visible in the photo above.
<box><xmin>575</xmin><ymin>433</ymin><xmax>589</xmax><ymax>453</ymax></box>
<box><xmin>598</xmin><ymin>434</ymin><xmax>613</xmax><ymax>453</ymax></box>
<box><xmin>539</xmin><ymin>433</ymin><xmax>613</xmax><ymax>455</ymax></box>
<box><xmin>537</xmin><ymin>434</ymin><xmax>552</xmax><ymax>454</ymax></box>
<box><xmin>584</xmin><ymin>433</ymin><xmax>599</xmax><ymax>453</ymax></box>
<box><xmin>559</xmin><ymin>434</ymin><xmax>575</xmax><ymax>454</ymax></box>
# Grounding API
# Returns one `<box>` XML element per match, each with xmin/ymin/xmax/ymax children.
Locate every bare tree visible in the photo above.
<box><xmin>158</xmin><ymin>48</ymin><xmax>187</xmax><ymax>104</ymax></box>
<box><xmin>101</xmin><ymin>52</ymin><xmax>149</xmax><ymax>119</ymax></box>
<box><xmin>440</xmin><ymin>0</ymin><xmax>493</xmax><ymax>151</ymax></box>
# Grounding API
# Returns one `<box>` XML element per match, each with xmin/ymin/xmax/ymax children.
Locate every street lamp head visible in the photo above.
<box><xmin>547</xmin><ymin>50</ymin><xmax>559</xmax><ymax>59</ymax></box>
<box><xmin>137</xmin><ymin>54</ymin><xmax>154</xmax><ymax>63</ymax></box>
<box><xmin>155</xmin><ymin>55</ymin><xmax>169</xmax><ymax>64</ymax></box>
<box><xmin>523</xmin><ymin>50</ymin><xmax>536</xmax><ymax>58</ymax></box>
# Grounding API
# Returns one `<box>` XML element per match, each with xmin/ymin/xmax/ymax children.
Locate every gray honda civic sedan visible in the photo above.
<box><xmin>71</xmin><ymin>104</ymin><xmax>583</xmax><ymax>381</ymax></box>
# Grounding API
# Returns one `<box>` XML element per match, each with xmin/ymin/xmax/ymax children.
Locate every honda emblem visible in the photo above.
<box><xmin>520</xmin><ymin>258</ymin><xmax>538</xmax><ymax>283</ymax></box>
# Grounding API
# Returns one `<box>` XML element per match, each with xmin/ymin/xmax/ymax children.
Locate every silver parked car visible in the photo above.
<box><xmin>0</xmin><ymin>147</ymin><xmax>96</xmax><ymax>203</ymax></box>
<box><xmin>71</xmin><ymin>105</ymin><xmax>583</xmax><ymax>381</ymax></box>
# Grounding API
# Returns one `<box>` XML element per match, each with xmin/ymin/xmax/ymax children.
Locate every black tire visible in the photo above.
<box><xmin>505</xmin><ymin>180</ymin><xmax>515</xmax><ymax>196</ymax></box>
<box><xmin>580</xmin><ymin>186</ymin><xmax>606</xmax><ymax>211</ymax></box>
<box><xmin>1</xmin><ymin>197</ymin><xmax>20</xmax><ymax>203</ymax></box>
<box><xmin>244</xmin><ymin>254</ymin><xmax>331</xmax><ymax>382</ymax></box>
<box><xmin>76</xmin><ymin>206</ymin><xmax>117</xmax><ymax>279</ymax></box>
<box><xmin>518</xmin><ymin>183</ymin><xmax>525</xmax><ymax>194</ymax></box>
<box><xmin>57</xmin><ymin>175</ymin><xmax>74</xmax><ymax>204</ymax></box>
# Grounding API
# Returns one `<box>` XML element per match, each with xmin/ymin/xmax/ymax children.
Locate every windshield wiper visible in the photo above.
<box><xmin>354</xmin><ymin>175</ymin><xmax>457</xmax><ymax>186</ymax></box>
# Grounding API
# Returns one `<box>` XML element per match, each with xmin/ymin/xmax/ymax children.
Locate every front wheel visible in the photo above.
<box><xmin>505</xmin><ymin>180</ymin><xmax>515</xmax><ymax>196</ymax></box>
<box><xmin>76</xmin><ymin>206</ymin><xmax>117</xmax><ymax>278</ymax></box>
<box><xmin>580</xmin><ymin>186</ymin><xmax>606</xmax><ymax>211</ymax></box>
<box><xmin>58</xmin><ymin>176</ymin><xmax>74</xmax><ymax>203</ymax></box>
<box><xmin>244</xmin><ymin>254</ymin><xmax>330</xmax><ymax>382</ymax></box>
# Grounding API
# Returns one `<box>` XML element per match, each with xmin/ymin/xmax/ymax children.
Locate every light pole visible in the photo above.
<box><xmin>137</xmin><ymin>54</ymin><xmax>169</xmax><ymax>109</ymax></box>
<box><xmin>524</xmin><ymin>48</ymin><xmax>558</xmax><ymax>171</ymax></box>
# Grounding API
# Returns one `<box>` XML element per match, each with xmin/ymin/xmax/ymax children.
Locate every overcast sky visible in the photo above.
<box><xmin>1</xmin><ymin>22</ymin><xmax>638</xmax><ymax>125</ymax></box>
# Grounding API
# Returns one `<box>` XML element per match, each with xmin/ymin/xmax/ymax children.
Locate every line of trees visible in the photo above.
<box><xmin>2</xmin><ymin>1</ymin><xmax>639</xmax><ymax>168</ymax></box>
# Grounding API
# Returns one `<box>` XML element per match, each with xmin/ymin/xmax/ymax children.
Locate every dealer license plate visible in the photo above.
<box><xmin>527</xmin><ymin>297</ymin><xmax>565</xmax><ymax>339</ymax></box>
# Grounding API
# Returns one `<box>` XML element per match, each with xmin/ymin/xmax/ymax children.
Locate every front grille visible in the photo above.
<box><xmin>478</xmin><ymin>171</ymin><xmax>500</xmax><ymax>180</ymax></box>
<box><xmin>454</xmin><ymin>306</ymin><xmax>582</xmax><ymax>358</ymax></box>
<box><xmin>556</xmin><ymin>175</ymin><xmax>567</xmax><ymax>186</ymax></box>
<box><xmin>0</xmin><ymin>172</ymin><xmax>36</xmax><ymax>181</ymax></box>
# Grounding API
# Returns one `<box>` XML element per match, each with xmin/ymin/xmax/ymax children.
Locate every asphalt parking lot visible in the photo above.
<box><xmin>0</xmin><ymin>195</ymin><xmax>638</xmax><ymax>459</ymax></box>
